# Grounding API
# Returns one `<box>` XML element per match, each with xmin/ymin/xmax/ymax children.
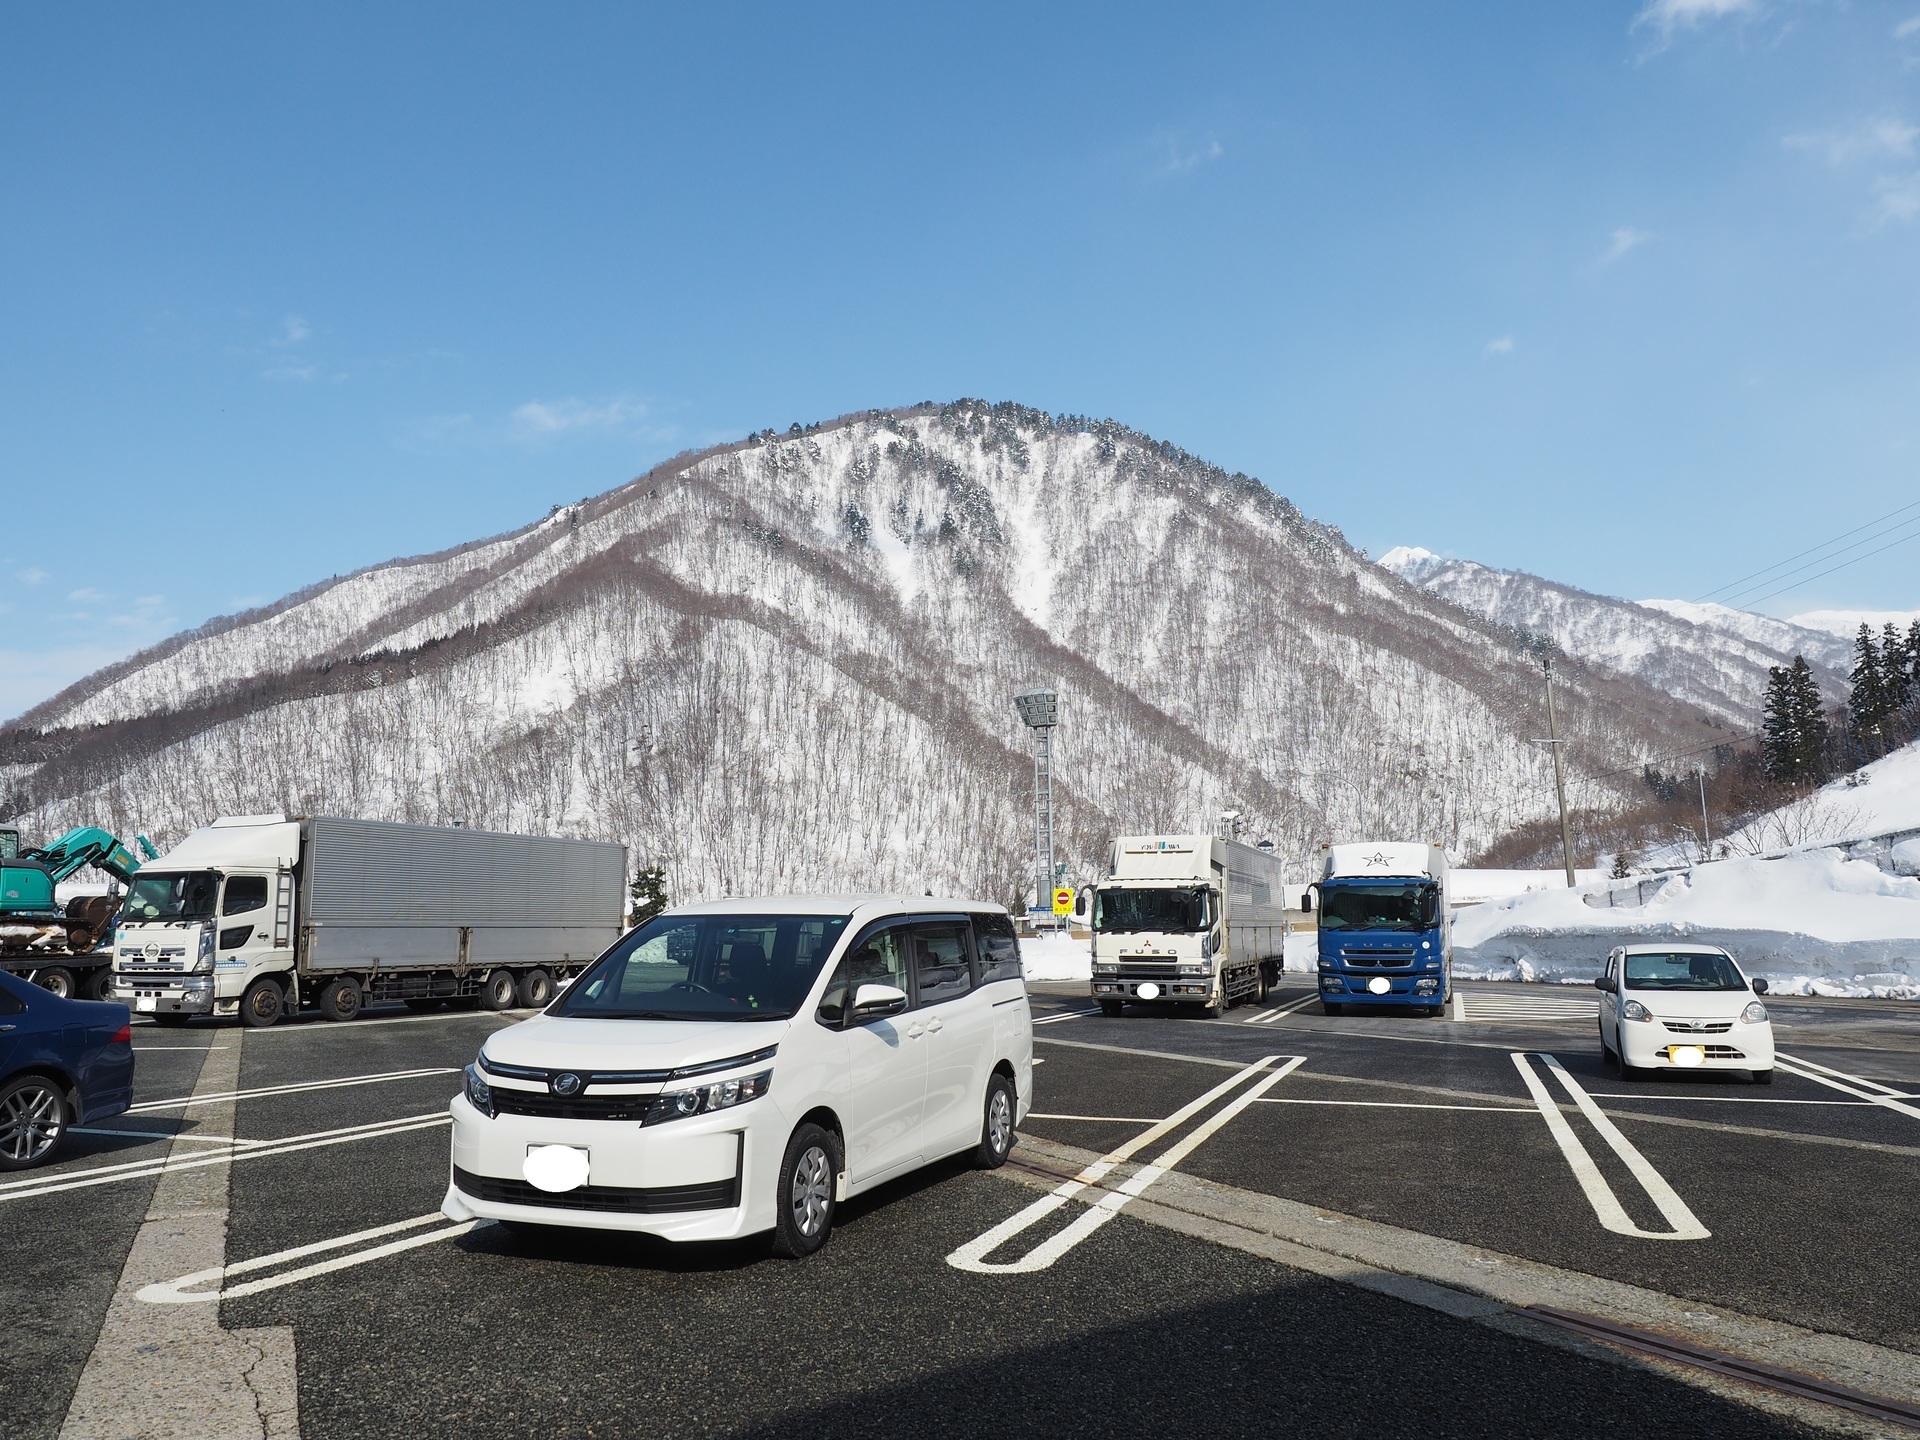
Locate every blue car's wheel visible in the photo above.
<box><xmin>0</xmin><ymin>1075</ymin><xmax>70</xmax><ymax>1171</ymax></box>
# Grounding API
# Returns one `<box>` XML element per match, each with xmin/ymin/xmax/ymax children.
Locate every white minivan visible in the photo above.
<box><xmin>443</xmin><ymin>896</ymin><xmax>1033</xmax><ymax>1257</ymax></box>
<box><xmin>1594</xmin><ymin>943</ymin><xmax>1774</xmax><ymax>1084</ymax></box>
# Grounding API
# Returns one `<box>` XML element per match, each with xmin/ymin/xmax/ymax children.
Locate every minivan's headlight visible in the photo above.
<box><xmin>645</xmin><ymin>1070</ymin><xmax>771</xmax><ymax>1125</ymax></box>
<box><xmin>463</xmin><ymin>1063</ymin><xmax>494</xmax><ymax>1117</ymax></box>
<box><xmin>1622</xmin><ymin>999</ymin><xmax>1653</xmax><ymax>1023</ymax></box>
<box><xmin>1740</xmin><ymin>1001</ymin><xmax>1769</xmax><ymax>1025</ymax></box>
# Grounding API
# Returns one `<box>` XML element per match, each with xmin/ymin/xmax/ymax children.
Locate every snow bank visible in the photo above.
<box><xmin>1452</xmin><ymin>850</ymin><xmax>1920</xmax><ymax>998</ymax></box>
<box><xmin>1020</xmin><ymin>930</ymin><xmax>1091</xmax><ymax>982</ymax></box>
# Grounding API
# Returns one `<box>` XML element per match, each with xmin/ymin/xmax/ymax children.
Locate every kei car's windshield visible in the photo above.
<box><xmin>553</xmin><ymin>913</ymin><xmax>850</xmax><ymax>1020</ymax></box>
<box><xmin>1093</xmin><ymin>887</ymin><xmax>1207</xmax><ymax>934</ymax></box>
<box><xmin>1317</xmin><ymin>883</ymin><xmax>1433</xmax><ymax>932</ymax></box>
<box><xmin>1623</xmin><ymin>951</ymin><xmax>1746</xmax><ymax>991</ymax></box>
<box><xmin>121</xmin><ymin>872</ymin><xmax>219</xmax><ymax>923</ymax></box>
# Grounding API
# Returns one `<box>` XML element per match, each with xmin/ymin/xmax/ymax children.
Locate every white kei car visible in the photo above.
<box><xmin>443</xmin><ymin>896</ymin><xmax>1033</xmax><ymax>1257</ymax></box>
<box><xmin>1594</xmin><ymin>943</ymin><xmax>1775</xmax><ymax>1084</ymax></box>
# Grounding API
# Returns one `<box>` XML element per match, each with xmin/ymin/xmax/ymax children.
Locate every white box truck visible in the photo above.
<box><xmin>1305</xmin><ymin>841</ymin><xmax>1450</xmax><ymax>1015</ymax></box>
<box><xmin>108</xmin><ymin>814</ymin><xmax>626</xmax><ymax>1027</ymax></box>
<box><xmin>1090</xmin><ymin>835</ymin><xmax>1289</xmax><ymax>1017</ymax></box>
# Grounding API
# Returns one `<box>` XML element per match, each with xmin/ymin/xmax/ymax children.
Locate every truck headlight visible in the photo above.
<box><xmin>194</xmin><ymin>925</ymin><xmax>215</xmax><ymax>971</ymax></box>
<box><xmin>1740</xmin><ymin>1001</ymin><xmax>1768</xmax><ymax>1025</ymax></box>
<box><xmin>645</xmin><ymin>1070</ymin><xmax>771</xmax><ymax>1125</ymax></box>
<box><xmin>1178</xmin><ymin>963</ymin><xmax>1209</xmax><ymax>976</ymax></box>
<box><xmin>1622</xmin><ymin>999</ymin><xmax>1653</xmax><ymax>1023</ymax></box>
<box><xmin>463</xmin><ymin>1064</ymin><xmax>494</xmax><ymax>1117</ymax></box>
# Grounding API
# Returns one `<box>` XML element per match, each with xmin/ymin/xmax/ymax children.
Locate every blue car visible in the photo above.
<box><xmin>0</xmin><ymin>968</ymin><xmax>135</xmax><ymax>1169</ymax></box>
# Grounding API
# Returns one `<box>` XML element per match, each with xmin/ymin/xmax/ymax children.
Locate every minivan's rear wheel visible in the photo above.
<box><xmin>0</xmin><ymin>1075</ymin><xmax>70</xmax><ymax>1171</ymax></box>
<box><xmin>770</xmin><ymin>1123</ymin><xmax>840</xmax><ymax>1259</ymax></box>
<box><xmin>973</xmin><ymin>1073</ymin><xmax>1016</xmax><ymax>1170</ymax></box>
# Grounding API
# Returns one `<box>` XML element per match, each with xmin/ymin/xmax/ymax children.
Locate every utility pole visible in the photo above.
<box><xmin>1539</xmin><ymin>657</ymin><xmax>1577</xmax><ymax>889</ymax></box>
<box><xmin>1694</xmin><ymin>765</ymin><xmax>1711</xmax><ymax>862</ymax></box>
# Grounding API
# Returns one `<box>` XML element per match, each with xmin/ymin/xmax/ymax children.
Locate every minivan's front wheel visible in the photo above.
<box><xmin>771</xmin><ymin>1123</ymin><xmax>840</xmax><ymax>1259</ymax></box>
<box><xmin>973</xmin><ymin>1073</ymin><xmax>1016</xmax><ymax>1170</ymax></box>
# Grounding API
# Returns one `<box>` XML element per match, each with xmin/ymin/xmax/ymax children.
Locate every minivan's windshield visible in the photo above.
<box><xmin>1317</xmin><ymin>883</ymin><xmax>1435</xmax><ymax>933</ymax></box>
<box><xmin>122</xmin><ymin>871</ymin><xmax>218</xmax><ymax>923</ymax></box>
<box><xmin>1093</xmin><ymin>887</ymin><xmax>1208</xmax><ymax>934</ymax></box>
<box><xmin>1623</xmin><ymin>951</ymin><xmax>1746</xmax><ymax>991</ymax></box>
<box><xmin>553</xmin><ymin>913</ymin><xmax>850</xmax><ymax>1021</ymax></box>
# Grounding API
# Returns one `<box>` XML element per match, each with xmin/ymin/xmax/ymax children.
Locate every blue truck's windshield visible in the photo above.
<box><xmin>1318</xmin><ymin>883</ymin><xmax>1435</xmax><ymax>932</ymax></box>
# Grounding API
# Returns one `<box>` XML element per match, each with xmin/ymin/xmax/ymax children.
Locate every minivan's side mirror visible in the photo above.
<box><xmin>1593</xmin><ymin>975</ymin><xmax>1616</xmax><ymax>993</ymax></box>
<box><xmin>1751</xmin><ymin>977</ymin><xmax>1769</xmax><ymax>996</ymax></box>
<box><xmin>848</xmin><ymin>983</ymin><xmax>908</xmax><ymax>1024</ymax></box>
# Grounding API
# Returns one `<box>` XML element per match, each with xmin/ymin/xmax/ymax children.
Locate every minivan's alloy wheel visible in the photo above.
<box><xmin>771</xmin><ymin>1123</ymin><xmax>839</xmax><ymax>1259</ymax></box>
<box><xmin>974</xmin><ymin>1074</ymin><xmax>1015</xmax><ymax>1170</ymax></box>
<box><xmin>0</xmin><ymin>1076</ymin><xmax>70</xmax><ymax>1171</ymax></box>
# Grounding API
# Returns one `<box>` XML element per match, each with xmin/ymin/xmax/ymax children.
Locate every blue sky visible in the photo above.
<box><xmin>4</xmin><ymin>1</ymin><xmax>1920</xmax><ymax>720</ymax></box>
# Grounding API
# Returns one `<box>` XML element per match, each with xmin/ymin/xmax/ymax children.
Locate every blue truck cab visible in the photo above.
<box><xmin>1307</xmin><ymin>842</ymin><xmax>1450</xmax><ymax>1016</ymax></box>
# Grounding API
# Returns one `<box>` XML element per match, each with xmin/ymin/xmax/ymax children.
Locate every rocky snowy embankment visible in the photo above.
<box><xmin>1452</xmin><ymin>850</ymin><xmax>1920</xmax><ymax>998</ymax></box>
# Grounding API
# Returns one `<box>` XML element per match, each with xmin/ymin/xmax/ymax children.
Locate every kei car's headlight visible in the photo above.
<box><xmin>463</xmin><ymin>1063</ymin><xmax>494</xmax><ymax>1117</ymax></box>
<box><xmin>645</xmin><ymin>1070</ymin><xmax>772</xmax><ymax>1125</ymax></box>
<box><xmin>1740</xmin><ymin>1001</ymin><xmax>1769</xmax><ymax>1024</ymax></box>
<box><xmin>1622</xmin><ymin>999</ymin><xmax>1653</xmax><ymax>1023</ymax></box>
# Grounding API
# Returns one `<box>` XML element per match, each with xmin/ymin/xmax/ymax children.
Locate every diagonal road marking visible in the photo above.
<box><xmin>1775</xmin><ymin>1052</ymin><xmax>1920</xmax><ymax>1121</ymax></box>
<box><xmin>140</xmin><ymin>1213</ymin><xmax>478</xmax><ymax>1304</ymax></box>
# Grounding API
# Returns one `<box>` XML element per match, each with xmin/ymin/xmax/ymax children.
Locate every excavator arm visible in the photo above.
<box><xmin>22</xmin><ymin>827</ymin><xmax>153</xmax><ymax>885</ymax></box>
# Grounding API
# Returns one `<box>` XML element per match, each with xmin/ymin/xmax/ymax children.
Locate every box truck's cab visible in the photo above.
<box><xmin>110</xmin><ymin>816</ymin><xmax>297</xmax><ymax>1027</ymax></box>
<box><xmin>1307</xmin><ymin>842</ymin><xmax>1449</xmax><ymax>1016</ymax></box>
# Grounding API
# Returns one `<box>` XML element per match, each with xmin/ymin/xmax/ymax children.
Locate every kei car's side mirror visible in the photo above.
<box><xmin>848</xmin><ymin>983</ymin><xmax>909</xmax><ymax>1023</ymax></box>
<box><xmin>1593</xmin><ymin>975</ymin><xmax>1616</xmax><ymax>993</ymax></box>
<box><xmin>1751</xmin><ymin>977</ymin><xmax>1769</xmax><ymax>996</ymax></box>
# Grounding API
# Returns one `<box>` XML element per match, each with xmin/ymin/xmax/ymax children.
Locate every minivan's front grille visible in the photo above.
<box><xmin>452</xmin><ymin>1166</ymin><xmax>737</xmax><ymax>1213</ymax></box>
<box><xmin>490</xmin><ymin>1091</ymin><xmax>652</xmax><ymax>1121</ymax></box>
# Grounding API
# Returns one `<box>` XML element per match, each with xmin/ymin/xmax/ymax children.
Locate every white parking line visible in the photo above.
<box><xmin>140</xmin><ymin>1212</ymin><xmax>478</xmax><ymax>1304</ymax></box>
<box><xmin>129</xmin><ymin>1066</ymin><xmax>458</xmax><ymax>1113</ymax></box>
<box><xmin>71</xmin><ymin>1127</ymin><xmax>266</xmax><ymax>1145</ymax></box>
<box><xmin>948</xmin><ymin>1054</ymin><xmax>1304</xmax><ymax>1274</ymax></box>
<box><xmin>1254</xmin><ymin>1099</ymin><xmax>1533</xmax><ymax>1113</ymax></box>
<box><xmin>1775</xmin><ymin>1052</ymin><xmax>1920</xmax><ymax>1121</ymax></box>
<box><xmin>1511</xmin><ymin>1053</ymin><xmax>1709</xmax><ymax>1241</ymax></box>
<box><xmin>0</xmin><ymin>1112</ymin><xmax>450</xmax><ymax>1203</ymax></box>
<box><xmin>1246</xmin><ymin>993</ymin><xmax>1321</xmax><ymax>1024</ymax></box>
<box><xmin>1031</xmin><ymin>1008</ymin><xmax>1101</xmax><ymax>1026</ymax></box>
<box><xmin>1025</xmin><ymin>1113</ymin><xmax>1165</xmax><ymax>1123</ymax></box>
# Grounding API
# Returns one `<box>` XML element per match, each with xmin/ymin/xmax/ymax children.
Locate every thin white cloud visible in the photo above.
<box><xmin>16</xmin><ymin>568</ymin><xmax>48</xmax><ymax>585</ymax></box>
<box><xmin>1602</xmin><ymin>227</ymin><xmax>1654</xmax><ymax>263</ymax></box>
<box><xmin>1484</xmin><ymin>335</ymin><xmax>1516</xmax><ymax>356</ymax></box>
<box><xmin>66</xmin><ymin>587</ymin><xmax>108</xmax><ymax>603</ymax></box>
<box><xmin>1874</xmin><ymin>172</ymin><xmax>1920</xmax><ymax>223</ymax></box>
<box><xmin>262</xmin><ymin>361</ymin><xmax>321</xmax><ymax>383</ymax></box>
<box><xmin>1785</xmin><ymin>118</ymin><xmax>1919</xmax><ymax>166</ymax></box>
<box><xmin>273</xmin><ymin>314</ymin><xmax>311</xmax><ymax>347</ymax></box>
<box><xmin>1897</xmin><ymin>15</ymin><xmax>1920</xmax><ymax>38</ymax></box>
<box><xmin>1632</xmin><ymin>0</ymin><xmax>1756</xmax><ymax>39</ymax></box>
<box><xmin>510</xmin><ymin>397</ymin><xmax>649</xmax><ymax>438</ymax></box>
<box><xmin>1144</xmin><ymin>130</ymin><xmax>1225</xmax><ymax>180</ymax></box>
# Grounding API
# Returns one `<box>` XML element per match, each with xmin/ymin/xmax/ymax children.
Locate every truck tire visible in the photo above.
<box><xmin>480</xmin><ymin>969</ymin><xmax>518</xmax><ymax>1011</ymax></box>
<box><xmin>1204</xmin><ymin>985</ymin><xmax>1229</xmax><ymax>1020</ymax></box>
<box><xmin>317</xmin><ymin>979</ymin><xmax>363</xmax><ymax>1023</ymax></box>
<box><xmin>1254</xmin><ymin>966</ymin><xmax>1271</xmax><ymax>1005</ymax></box>
<box><xmin>33</xmin><ymin>968</ymin><xmax>75</xmax><ymax>999</ymax></box>
<box><xmin>240</xmin><ymin>979</ymin><xmax>284</xmax><ymax>1028</ymax></box>
<box><xmin>1322</xmin><ymin>1000</ymin><xmax>1344</xmax><ymax>1017</ymax></box>
<box><xmin>79</xmin><ymin>968</ymin><xmax>111</xmax><ymax>1002</ymax></box>
<box><xmin>516</xmin><ymin>969</ymin><xmax>555</xmax><ymax>1009</ymax></box>
<box><xmin>1098</xmin><ymin>999</ymin><xmax>1123</xmax><ymax>1017</ymax></box>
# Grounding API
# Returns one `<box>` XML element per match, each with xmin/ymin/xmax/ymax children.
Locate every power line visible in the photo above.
<box><xmin>1691</xmin><ymin>497</ymin><xmax>1920</xmax><ymax>606</ymax></box>
<box><xmin>1740</xmin><ymin>526</ymin><xmax>1920</xmax><ymax>610</ymax></box>
<box><xmin>1711</xmin><ymin>511</ymin><xmax>1920</xmax><ymax>609</ymax></box>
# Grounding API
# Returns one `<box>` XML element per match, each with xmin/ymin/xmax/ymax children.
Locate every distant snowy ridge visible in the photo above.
<box><xmin>2</xmin><ymin>404</ymin><xmax>1727</xmax><ymax>906</ymax></box>
<box><xmin>1785</xmin><ymin>607</ymin><xmax>1920</xmax><ymax>642</ymax></box>
<box><xmin>1378</xmin><ymin>548</ymin><xmax>1848</xmax><ymax>724</ymax></box>
<box><xmin>1635</xmin><ymin>598</ymin><xmax>1851</xmax><ymax>674</ymax></box>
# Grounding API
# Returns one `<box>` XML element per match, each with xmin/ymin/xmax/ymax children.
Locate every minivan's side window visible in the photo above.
<box><xmin>910</xmin><ymin>922</ymin><xmax>971</xmax><ymax>1006</ymax></box>
<box><xmin>976</xmin><ymin>913</ymin><xmax>1022</xmax><ymax>985</ymax></box>
<box><xmin>817</xmin><ymin>928</ymin><xmax>911</xmax><ymax>1026</ymax></box>
<box><xmin>223</xmin><ymin>876</ymin><xmax>269</xmax><ymax>916</ymax></box>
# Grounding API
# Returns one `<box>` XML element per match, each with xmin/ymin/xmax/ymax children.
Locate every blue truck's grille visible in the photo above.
<box><xmin>1340</xmin><ymin>948</ymin><xmax>1417</xmax><ymax>967</ymax></box>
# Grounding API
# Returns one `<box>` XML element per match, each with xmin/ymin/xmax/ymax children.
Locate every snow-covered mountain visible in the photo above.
<box><xmin>2</xmin><ymin>404</ymin><xmax>1726</xmax><ymax>904</ymax></box>
<box><xmin>1379</xmin><ymin>547</ymin><xmax>1848</xmax><ymax>724</ymax></box>
<box><xmin>1784</xmin><ymin>608</ymin><xmax>1920</xmax><ymax>645</ymax></box>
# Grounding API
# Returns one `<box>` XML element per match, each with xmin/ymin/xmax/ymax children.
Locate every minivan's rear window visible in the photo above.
<box><xmin>1622</xmin><ymin>952</ymin><xmax>1745</xmax><ymax>991</ymax></box>
<box><xmin>555</xmin><ymin>913</ymin><xmax>849</xmax><ymax>1021</ymax></box>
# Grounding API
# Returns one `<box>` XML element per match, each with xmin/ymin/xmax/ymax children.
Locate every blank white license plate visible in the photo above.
<box><xmin>136</xmin><ymin>995</ymin><xmax>157</xmax><ymax>1012</ymax></box>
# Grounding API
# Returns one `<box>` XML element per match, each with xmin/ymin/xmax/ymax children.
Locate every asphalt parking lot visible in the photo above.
<box><xmin>7</xmin><ymin>981</ymin><xmax>1919</xmax><ymax>1440</ymax></box>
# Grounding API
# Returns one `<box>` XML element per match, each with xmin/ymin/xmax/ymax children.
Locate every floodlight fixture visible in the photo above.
<box><xmin>1014</xmin><ymin>688</ymin><xmax>1057</xmax><ymax>730</ymax></box>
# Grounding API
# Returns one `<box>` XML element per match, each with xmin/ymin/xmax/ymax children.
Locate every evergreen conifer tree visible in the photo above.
<box><xmin>1762</xmin><ymin>663</ymin><xmax>1801</xmax><ymax>781</ymax></box>
<box><xmin>1791</xmin><ymin>656</ymin><xmax>1830</xmax><ymax>780</ymax></box>
<box><xmin>1850</xmin><ymin>623</ymin><xmax>1886</xmax><ymax>733</ymax></box>
<box><xmin>1907</xmin><ymin>619</ymin><xmax>1920</xmax><ymax>698</ymax></box>
<box><xmin>626</xmin><ymin>865</ymin><xmax>669</xmax><ymax>928</ymax></box>
<box><xmin>1890</xmin><ymin>621</ymin><xmax>1918</xmax><ymax>712</ymax></box>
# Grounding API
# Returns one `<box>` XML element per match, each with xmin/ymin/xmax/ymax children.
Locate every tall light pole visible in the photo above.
<box><xmin>1014</xmin><ymin>687</ymin><xmax>1058</xmax><ymax>927</ymax></box>
<box><xmin>1532</xmin><ymin>657</ymin><xmax>1577</xmax><ymax>888</ymax></box>
<box><xmin>1694</xmin><ymin>765</ymin><xmax>1711</xmax><ymax>862</ymax></box>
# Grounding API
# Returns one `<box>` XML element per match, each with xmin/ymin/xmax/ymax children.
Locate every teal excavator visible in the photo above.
<box><xmin>0</xmin><ymin>826</ymin><xmax>159</xmax><ymax>997</ymax></box>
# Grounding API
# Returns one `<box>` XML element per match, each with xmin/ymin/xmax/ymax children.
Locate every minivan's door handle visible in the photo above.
<box><xmin>923</xmin><ymin>1017</ymin><xmax>944</xmax><ymax>1033</ymax></box>
<box><xmin>906</xmin><ymin>1022</ymin><xmax>925</xmax><ymax>1039</ymax></box>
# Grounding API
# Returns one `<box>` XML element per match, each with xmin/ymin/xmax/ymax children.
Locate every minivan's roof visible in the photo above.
<box><xmin>1618</xmin><ymin>942</ymin><xmax>1733</xmax><ymax>956</ymax></box>
<box><xmin>660</xmin><ymin>895</ymin><xmax>1008</xmax><ymax>918</ymax></box>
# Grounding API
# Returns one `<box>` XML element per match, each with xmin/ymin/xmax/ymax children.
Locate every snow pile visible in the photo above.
<box><xmin>1020</xmin><ymin>930</ymin><xmax>1091</xmax><ymax>982</ymax></box>
<box><xmin>1452</xmin><ymin>849</ymin><xmax>1920</xmax><ymax>997</ymax></box>
<box><xmin>1721</xmin><ymin>737</ymin><xmax>1920</xmax><ymax>853</ymax></box>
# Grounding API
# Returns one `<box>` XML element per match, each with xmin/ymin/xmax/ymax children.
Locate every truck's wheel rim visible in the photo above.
<box><xmin>40</xmin><ymin>973</ymin><xmax>71</xmax><ymax>998</ymax></box>
<box><xmin>987</xmin><ymin>1087</ymin><xmax>1012</xmax><ymax>1155</ymax></box>
<box><xmin>790</xmin><ymin>1144</ymin><xmax>832</xmax><ymax>1237</ymax></box>
<box><xmin>1</xmin><ymin>1082</ymin><xmax>63</xmax><ymax>1162</ymax></box>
